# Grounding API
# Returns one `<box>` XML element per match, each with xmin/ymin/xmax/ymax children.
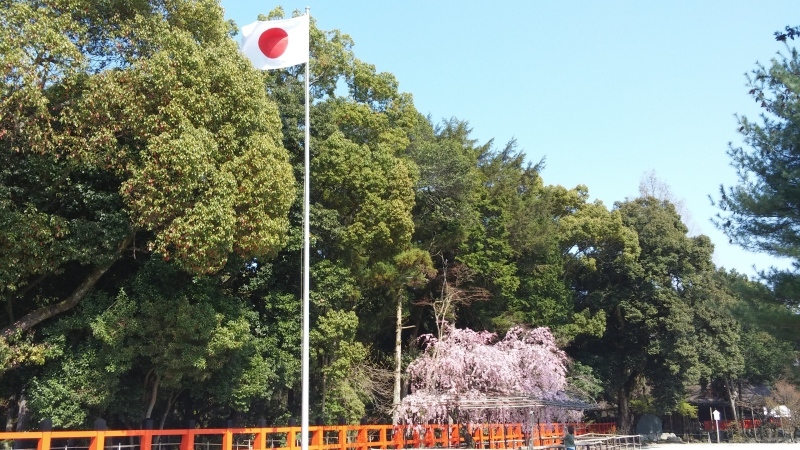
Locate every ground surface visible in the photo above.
<box><xmin>644</xmin><ymin>443</ymin><xmax>799</xmax><ymax>448</ymax></box>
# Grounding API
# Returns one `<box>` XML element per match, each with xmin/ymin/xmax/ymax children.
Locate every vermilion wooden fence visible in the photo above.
<box><xmin>0</xmin><ymin>422</ymin><xmax>616</xmax><ymax>450</ymax></box>
<box><xmin>701</xmin><ymin>418</ymin><xmax>785</xmax><ymax>431</ymax></box>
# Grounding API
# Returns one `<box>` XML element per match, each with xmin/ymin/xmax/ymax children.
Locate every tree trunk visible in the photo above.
<box><xmin>1</xmin><ymin>234</ymin><xmax>133</xmax><ymax>339</ymax></box>
<box><xmin>14</xmin><ymin>393</ymin><xmax>28</xmax><ymax>432</ymax></box>
<box><xmin>5</xmin><ymin>297</ymin><xmax>13</xmax><ymax>324</ymax></box>
<box><xmin>145</xmin><ymin>372</ymin><xmax>161</xmax><ymax>420</ymax></box>
<box><xmin>5</xmin><ymin>395</ymin><xmax>15</xmax><ymax>432</ymax></box>
<box><xmin>392</xmin><ymin>293</ymin><xmax>402</xmax><ymax>425</ymax></box>
<box><xmin>617</xmin><ymin>385</ymin><xmax>633</xmax><ymax>434</ymax></box>
<box><xmin>617</xmin><ymin>374</ymin><xmax>638</xmax><ymax>434</ymax></box>
<box><xmin>320</xmin><ymin>355</ymin><xmax>327</xmax><ymax>420</ymax></box>
<box><xmin>725</xmin><ymin>379</ymin><xmax>739</xmax><ymax>430</ymax></box>
<box><xmin>12</xmin><ymin>392</ymin><xmax>29</xmax><ymax>449</ymax></box>
<box><xmin>4</xmin><ymin>273</ymin><xmax>50</xmax><ymax>329</ymax></box>
<box><xmin>159</xmin><ymin>390</ymin><xmax>181</xmax><ymax>430</ymax></box>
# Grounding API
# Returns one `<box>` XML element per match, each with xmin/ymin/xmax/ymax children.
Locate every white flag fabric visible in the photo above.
<box><xmin>241</xmin><ymin>15</ymin><xmax>309</xmax><ymax>70</ymax></box>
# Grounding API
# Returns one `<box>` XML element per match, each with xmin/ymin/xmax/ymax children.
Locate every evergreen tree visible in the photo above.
<box><xmin>716</xmin><ymin>29</ymin><xmax>800</xmax><ymax>304</ymax></box>
<box><xmin>1</xmin><ymin>0</ymin><xmax>294</xmax><ymax>357</ymax></box>
<box><xmin>570</xmin><ymin>198</ymin><xmax>733</xmax><ymax>433</ymax></box>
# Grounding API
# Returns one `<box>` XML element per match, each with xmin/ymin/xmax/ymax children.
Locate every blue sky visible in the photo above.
<box><xmin>221</xmin><ymin>1</ymin><xmax>799</xmax><ymax>277</ymax></box>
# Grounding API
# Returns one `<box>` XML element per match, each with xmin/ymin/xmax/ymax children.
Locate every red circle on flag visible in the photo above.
<box><xmin>258</xmin><ymin>28</ymin><xmax>289</xmax><ymax>58</ymax></box>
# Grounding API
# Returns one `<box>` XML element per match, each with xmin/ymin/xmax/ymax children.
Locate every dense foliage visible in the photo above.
<box><xmin>716</xmin><ymin>33</ymin><xmax>800</xmax><ymax>313</ymax></box>
<box><xmin>1</xmin><ymin>1</ymin><xmax>798</xmax><ymax>435</ymax></box>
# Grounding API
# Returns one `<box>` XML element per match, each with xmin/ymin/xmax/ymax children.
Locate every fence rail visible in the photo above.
<box><xmin>0</xmin><ymin>422</ymin><xmax>625</xmax><ymax>450</ymax></box>
<box><xmin>700</xmin><ymin>418</ymin><xmax>788</xmax><ymax>431</ymax></box>
<box><xmin>572</xmin><ymin>433</ymin><xmax>641</xmax><ymax>450</ymax></box>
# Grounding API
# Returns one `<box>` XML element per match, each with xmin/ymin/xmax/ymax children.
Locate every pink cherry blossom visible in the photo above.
<box><xmin>397</xmin><ymin>323</ymin><xmax>581</xmax><ymax>425</ymax></box>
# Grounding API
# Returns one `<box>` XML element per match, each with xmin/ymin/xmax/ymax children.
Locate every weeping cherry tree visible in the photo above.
<box><xmin>397</xmin><ymin>324</ymin><xmax>582</xmax><ymax>425</ymax></box>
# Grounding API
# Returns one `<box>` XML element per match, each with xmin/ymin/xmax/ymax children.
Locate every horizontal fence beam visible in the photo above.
<box><xmin>700</xmin><ymin>418</ymin><xmax>786</xmax><ymax>431</ymax></box>
<box><xmin>0</xmin><ymin>422</ymin><xmax>619</xmax><ymax>450</ymax></box>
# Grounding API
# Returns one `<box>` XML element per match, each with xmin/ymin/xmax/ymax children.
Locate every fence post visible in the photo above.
<box><xmin>422</xmin><ymin>425</ymin><xmax>433</xmax><ymax>448</ymax></box>
<box><xmin>89</xmin><ymin>419</ymin><xmax>107</xmax><ymax>450</ymax></box>
<box><xmin>288</xmin><ymin>420</ymin><xmax>298</xmax><ymax>450</ymax></box>
<box><xmin>472</xmin><ymin>427</ymin><xmax>482</xmax><ymax>449</ymax></box>
<box><xmin>311</xmin><ymin>421</ymin><xmax>322</xmax><ymax>450</ymax></box>
<box><xmin>412</xmin><ymin>427</ymin><xmax>421</xmax><ymax>448</ymax></box>
<box><xmin>180</xmin><ymin>423</ymin><xmax>196</xmax><ymax>450</ymax></box>
<box><xmin>355</xmin><ymin>419</ymin><xmax>367</xmax><ymax>450</ymax></box>
<box><xmin>336</xmin><ymin>418</ymin><xmax>346</xmax><ymax>450</ymax></box>
<box><xmin>252</xmin><ymin>419</ymin><xmax>266</xmax><ymax>450</ymax></box>
<box><xmin>140</xmin><ymin>419</ymin><xmax>153</xmax><ymax>450</ymax></box>
<box><xmin>389</xmin><ymin>425</ymin><xmax>399</xmax><ymax>450</ymax></box>
<box><xmin>222</xmin><ymin>428</ymin><xmax>232</xmax><ymax>450</ymax></box>
<box><xmin>36</xmin><ymin>419</ymin><xmax>53</xmax><ymax>450</ymax></box>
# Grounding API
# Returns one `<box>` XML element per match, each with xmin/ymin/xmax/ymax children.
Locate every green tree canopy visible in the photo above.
<box><xmin>715</xmin><ymin>34</ymin><xmax>800</xmax><ymax>299</ymax></box>
<box><xmin>570</xmin><ymin>197</ymin><xmax>736</xmax><ymax>433</ymax></box>
<box><xmin>1</xmin><ymin>0</ymin><xmax>294</xmax><ymax>349</ymax></box>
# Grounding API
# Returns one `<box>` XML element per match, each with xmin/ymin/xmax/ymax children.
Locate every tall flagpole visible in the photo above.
<box><xmin>301</xmin><ymin>7</ymin><xmax>311</xmax><ymax>450</ymax></box>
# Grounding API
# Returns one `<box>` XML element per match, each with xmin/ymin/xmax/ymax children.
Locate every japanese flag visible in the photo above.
<box><xmin>241</xmin><ymin>15</ymin><xmax>309</xmax><ymax>70</ymax></box>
